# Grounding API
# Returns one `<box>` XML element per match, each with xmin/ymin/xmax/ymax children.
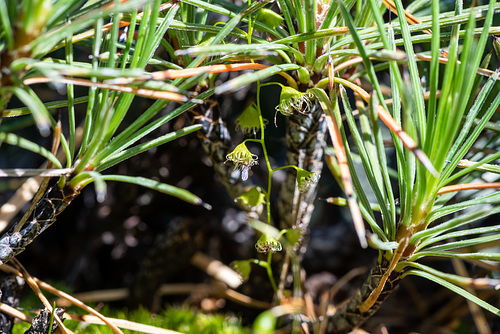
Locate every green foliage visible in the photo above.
<box><xmin>12</xmin><ymin>306</ymin><xmax>250</xmax><ymax>334</ymax></box>
<box><xmin>2</xmin><ymin>0</ymin><xmax>500</xmax><ymax>331</ymax></box>
<box><xmin>252</xmin><ymin>310</ymin><xmax>276</xmax><ymax>334</ymax></box>
<box><xmin>1</xmin><ymin>0</ymin><xmax>208</xmax><ymax>207</ymax></box>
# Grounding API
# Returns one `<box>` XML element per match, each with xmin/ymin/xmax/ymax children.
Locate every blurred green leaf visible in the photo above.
<box><xmin>404</xmin><ymin>270</ymin><xmax>500</xmax><ymax>316</ymax></box>
<box><xmin>231</xmin><ymin>260</ymin><xmax>252</xmax><ymax>281</ymax></box>
<box><xmin>0</xmin><ymin>131</ymin><xmax>61</xmax><ymax>168</ymax></box>
<box><xmin>97</xmin><ymin>175</ymin><xmax>211</xmax><ymax>210</ymax></box>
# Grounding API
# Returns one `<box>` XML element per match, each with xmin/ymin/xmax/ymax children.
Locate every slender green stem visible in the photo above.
<box><xmin>252</xmin><ymin>258</ymin><xmax>278</xmax><ymax>293</ymax></box>
<box><xmin>247</xmin><ymin>0</ymin><xmax>253</xmax><ymax>45</ymax></box>
<box><xmin>65</xmin><ymin>26</ymin><xmax>75</xmax><ymax>165</ymax></box>
<box><xmin>272</xmin><ymin>165</ymin><xmax>299</xmax><ymax>173</ymax></box>
<box><xmin>266</xmin><ymin>252</ymin><xmax>278</xmax><ymax>292</ymax></box>
<box><xmin>256</xmin><ymin>81</ymin><xmax>273</xmax><ymax>225</ymax></box>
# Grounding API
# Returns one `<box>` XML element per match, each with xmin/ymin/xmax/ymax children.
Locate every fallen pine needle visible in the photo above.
<box><xmin>438</xmin><ymin>182</ymin><xmax>500</xmax><ymax>195</ymax></box>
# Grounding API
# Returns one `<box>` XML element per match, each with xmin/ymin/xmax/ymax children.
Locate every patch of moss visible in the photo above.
<box><xmin>12</xmin><ymin>305</ymin><xmax>250</xmax><ymax>334</ymax></box>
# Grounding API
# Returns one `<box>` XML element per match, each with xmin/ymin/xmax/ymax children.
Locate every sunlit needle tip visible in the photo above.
<box><xmin>414</xmin><ymin>149</ymin><xmax>439</xmax><ymax>178</ymax></box>
<box><xmin>200</xmin><ymin>201</ymin><xmax>213</xmax><ymax>210</ymax></box>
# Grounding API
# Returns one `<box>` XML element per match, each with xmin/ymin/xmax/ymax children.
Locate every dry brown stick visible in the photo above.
<box><xmin>0</xmin><ymin>177</ymin><xmax>42</xmax><ymax>232</ymax></box>
<box><xmin>438</xmin><ymin>182</ymin><xmax>500</xmax><ymax>195</ymax></box>
<box><xmin>415</xmin><ymin>54</ymin><xmax>496</xmax><ymax>77</ymax></box>
<box><xmin>329</xmin><ymin>267</ymin><xmax>368</xmax><ymax>304</ymax></box>
<box><xmin>55</xmin><ymin>288</ymin><xmax>129</xmax><ymax>307</ymax></box>
<box><xmin>0</xmin><ymin>300</ymin><xmax>33</xmax><ymax>323</ymax></box>
<box><xmin>11</xmin><ymin>258</ymin><xmax>72</xmax><ymax>334</ymax></box>
<box><xmin>0</xmin><ymin>263</ymin><xmax>124</xmax><ymax>334</ymax></box>
<box><xmin>9</xmin><ymin>122</ymin><xmax>62</xmax><ymax>235</ymax></box>
<box><xmin>53</xmin><ymin>282</ymin><xmax>272</xmax><ymax>311</ymax></box>
<box><xmin>190</xmin><ymin>252</ymin><xmax>242</xmax><ymax>289</ymax></box>
<box><xmin>210</xmin><ymin>282</ymin><xmax>273</xmax><ymax>309</ymax></box>
<box><xmin>24</xmin><ymin>77</ymin><xmax>191</xmax><ymax>103</ymax></box>
<box><xmin>382</xmin><ymin>0</ymin><xmax>432</xmax><ymax>34</ymax></box>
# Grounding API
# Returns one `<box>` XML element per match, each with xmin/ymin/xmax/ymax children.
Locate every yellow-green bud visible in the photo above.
<box><xmin>276</xmin><ymin>86</ymin><xmax>314</xmax><ymax>116</ymax></box>
<box><xmin>235</xmin><ymin>186</ymin><xmax>266</xmax><ymax>209</ymax></box>
<box><xmin>256</xmin><ymin>8</ymin><xmax>283</xmax><ymax>30</ymax></box>
<box><xmin>255</xmin><ymin>234</ymin><xmax>282</xmax><ymax>253</ymax></box>
<box><xmin>235</xmin><ymin>102</ymin><xmax>267</xmax><ymax>136</ymax></box>
<box><xmin>296</xmin><ymin>168</ymin><xmax>320</xmax><ymax>193</ymax></box>
<box><xmin>225</xmin><ymin>142</ymin><xmax>258</xmax><ymax>181</ymax></box>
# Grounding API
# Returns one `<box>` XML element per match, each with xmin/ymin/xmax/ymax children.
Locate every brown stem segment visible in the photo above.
<box><xmin>324</xmin><ymin>260</ymin><xmax>403</xmax><ymax>333</ymax></box>
<box><xmin>0</xmin><ymin>184</ymin><xmax>79</xmax><ymax>264</ymax></box>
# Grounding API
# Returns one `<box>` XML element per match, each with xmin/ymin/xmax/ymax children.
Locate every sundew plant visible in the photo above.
<box><xmin>1</xmin><ymin>0</ymin><xmax>500</xmax><ymax>333</ymax></box>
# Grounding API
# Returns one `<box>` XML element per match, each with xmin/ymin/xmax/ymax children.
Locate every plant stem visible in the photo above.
<box><xmin>256</xmin><ymin>81</ymin><xmax>273</xmax><ymax>225</ymax></box>
<box><xmin>266</xmin><ymin>252</ymin><xmax>278</xmax><ymax>293</ymax></box>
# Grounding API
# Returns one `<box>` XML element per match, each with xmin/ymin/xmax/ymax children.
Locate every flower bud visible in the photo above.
<box><xmin>276</xmin><ymin>86</ymin><xmax>314</xmax><ymax>116</ymax></box>
<box><xmin>255</xmin><ymin>234</ymin><xmax>282</xmax><ymax>253</ymax></box>
<box><xmin>226</xmin><ymin>142</ymin><xmax>258</xmax><ymax>180</ymax></box>
<box><xmin>256</xmin><ymin>8</ymin><xmax>284</xmax><ymax>30</ymax></box>
<box><xmin>235</xmin><ymin>102</ymin><xmax>266</xmax><ymax>136</ymax></box>
<box><xmin>296</xmin><ymin>168</ymin><xmax>320</xmax><ymax>193</ymax></box>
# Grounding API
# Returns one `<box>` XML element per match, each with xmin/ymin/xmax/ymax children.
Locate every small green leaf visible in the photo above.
<box><xmin>235</xmin><ymin>187</ymin><xmax>266</xmax><ymax>208</ymax></box>
<box><xmin>231</xmin><ymin>260</ymin><xmax>252</xmax><ymax>281</ymax></box>
<box><xmin>296</xmin><ymin>168</ymin><xmax>319</xmax><ymax>193</ymax></box>
<box><xmin>0</xmin><ymin>1</ymin><xmax>13</xmax><ymax>50</ymax></box>
<box><xmin>424</xmin><ymin>234</ymin><xmax>500</xmax><ymax>253</ymax></box>
<box><xmin>83</xmin><ymin>171</ymin><xmax>107</xmax><ymax>203</ymax></box>
<box><xmin>418</xmin><ymin>223</ymin><xmax>500</xmax><ymax>251</ymax></box>
<box><xmin>398</xmin><ymin>262</ymin><xmax>500</xmax><ymax>290</ymax></box>
<box><xmin>411</xmin><ymin>207</ymin><xmax>500</xmax><ymax>245</ymax></box>
<box><xmin>426</xmin><ymin>192</ymin><xmax>500</xmax><ymax>224</ymax></box>
<box><xmin>410</xmin><ymin>250</ymin><xmax>500</xmax><ymax>262</ymax></box>
<box><xmin>367</xmin><ymin>234</ymin><xmax>398</xmax><ymax>250</ymax></box>
<box><xmin>3</xmin><ymin>96</ymin><xmax>89</xmax><ymax>118</ymax></box>
<box><xmin>285</xmin><ymin>228</ymin><xmax>301</xmax><ymax>248</ymax></box>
